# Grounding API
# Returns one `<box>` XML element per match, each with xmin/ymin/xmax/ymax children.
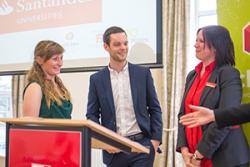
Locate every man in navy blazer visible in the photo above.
<box><xmin>86</xmin><ymin>26</ymin><xmax>162</xmax><ymax>167</ymax></box>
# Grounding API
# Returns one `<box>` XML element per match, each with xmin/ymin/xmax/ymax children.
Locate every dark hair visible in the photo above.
<box><xmin>197</xmin><ymin>25</ymin><xmax>235</xmax><ymax>67</ymax></box>
<box><xmin>103</xmin><ymin>26</ymin><xmax>127</xmax><ymax>45</ymax></box>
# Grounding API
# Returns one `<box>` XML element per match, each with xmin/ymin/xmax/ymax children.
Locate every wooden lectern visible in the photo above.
<box><xmin>0</xmin><ymin>118</ymin><xmax>149</xmax><ymax>167</ymax></box>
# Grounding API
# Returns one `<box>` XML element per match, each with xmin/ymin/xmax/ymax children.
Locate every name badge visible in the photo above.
<box><xmin>205</xmin><ymin>82</ymin><xmax>216</xmax><ymax>88</ymax></box>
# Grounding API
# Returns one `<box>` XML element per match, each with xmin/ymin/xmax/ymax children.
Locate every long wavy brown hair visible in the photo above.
<box><xmin>26</xmin><ymin>40</ymin><xmax>71</xmax><ymax>107</ymax></box>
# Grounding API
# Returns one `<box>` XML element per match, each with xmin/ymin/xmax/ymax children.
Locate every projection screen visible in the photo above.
<box><xmin>0</xmin><ymin>0</ymin><xmax>162</xmax><ymax>75</ymax></box>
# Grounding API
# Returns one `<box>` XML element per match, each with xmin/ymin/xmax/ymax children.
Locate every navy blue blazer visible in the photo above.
<box><xmin>177</xmin><ymin>65</ymin><xmax>249</xmax><ymax>167</ymax></box>
<box><xmin>86</xmin><ymin>63</ymin><xmax>162</xmax><ymax>164</ymax></box>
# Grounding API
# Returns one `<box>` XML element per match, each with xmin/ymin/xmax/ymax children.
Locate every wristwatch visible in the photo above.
<box><xmin>192</xmin><ymin>153</ymin><xmax>203</xmax><ymax>161</ymax></box>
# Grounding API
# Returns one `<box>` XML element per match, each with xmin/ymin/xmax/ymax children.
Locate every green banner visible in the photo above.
<box><xmin>217</xmin><ymin>0</ymin><xmax>250</xmax><ymax>141</ymax></box>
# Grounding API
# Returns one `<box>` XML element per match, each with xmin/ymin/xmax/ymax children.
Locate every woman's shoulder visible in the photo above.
<box><xmin>216</xmin><ymin>65</ymin><xmax>241</xmax><ymax>84</ymax></box>
<box><xmin>23</xmin><ymin>81</ymin><xmax>42</xmax><ymax>97</ymax></box>
<box><xmin>217</xmin><ymin>65</ymin><xmax>238</xmax><ymax>71</ymax></box>
<box><xmin>25</xmin><ymin>81</ymin><xmax>41</xmax><ymax>90</ymax></box>
<box><xmin>27</xmin><ymin>82</ymin><xmax>41</xmax><ymax>89</ymax></box>
<box><xmin>186</xmin><ymin>70</ymin><xmax>196</xmax><ymax>80</ymax></box>
<box><xmin>217</xmin><ymin>65</ymin><xmax>240</xmax><ymax>76</ymax></box>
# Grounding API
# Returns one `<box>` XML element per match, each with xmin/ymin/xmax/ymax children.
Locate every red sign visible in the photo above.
<box><xmin>243</xmin><ymin>23</ymin><xmax>250</xmax><ymax>55</ymax></box>
<box><xmin>9</xmin><ymin>128</ymin><xmax>81</xmax><ymax>167</ymax></box>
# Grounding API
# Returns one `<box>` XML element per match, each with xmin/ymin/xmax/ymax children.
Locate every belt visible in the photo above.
<box><xmin>126</xmin><ymin>133</ymin><xmax>144</xmax><ymax>141</ymax></box>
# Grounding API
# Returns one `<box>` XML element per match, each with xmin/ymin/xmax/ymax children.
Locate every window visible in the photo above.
<box><xmin>0</xmin><ymin>76</ymin><xmax>12</xmax><ymax>156</ymax></box>
<box><xmin>196</xmin><ymin>0</ymin><xmax>217</xmax><ymax>27</ymax></box>
<box><xmin>187</xmin><ymin>0</ymin><xmax>217</xmax><ymax>72</ymax></box>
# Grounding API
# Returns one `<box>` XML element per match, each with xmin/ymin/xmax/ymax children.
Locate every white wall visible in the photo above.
<box><xmin>61</xmin><ymin>71</ymin><xmax>94</xmax><ymax>119</ymax></box>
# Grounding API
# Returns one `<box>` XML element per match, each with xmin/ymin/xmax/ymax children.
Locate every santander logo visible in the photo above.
<box><xmin>0</xmin><ymin>0</ymin><xmax>101</xmax><ymax>34</ymax></box>
<box><xmin>0</xmin><ymin>0</ymin><xmax>92</xmax><ymax>15</ymax></box>
<box><xmin>0</xmin><ymin>0</ymin><xmax>14</xmax><ymax>15</ymax></box>
<box><xmin>16</xmin><ymin>0</ymin><xmax>92</xmax><ymax>12</ymax></box>
<box><xmin>31</xmin><ymin>163</ymin><xmax>51</xmax><ymax>167</ymax></box>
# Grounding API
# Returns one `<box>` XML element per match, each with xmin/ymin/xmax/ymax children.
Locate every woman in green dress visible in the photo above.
<box><xmin>23</xmin><ymin>40</ymin><xmax>72</xmax><ymax>118</ymax></box>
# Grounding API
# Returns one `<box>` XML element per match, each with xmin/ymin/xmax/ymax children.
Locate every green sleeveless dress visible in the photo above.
<box><xmin>24</xmin><ymin>82</ymin><xmax>72</xmax><ymax>119</ymax></box>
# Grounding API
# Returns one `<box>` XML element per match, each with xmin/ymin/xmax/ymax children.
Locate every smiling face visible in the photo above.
<box><xmin>38</xmin><ymin>54</ymin><xmax>63</xmax><ymax>80</ymax></box>
<box><xmin>194</xmin><ymin>30</ymin><xmax>216</xmax><ymax>65</ymax></box>
<box><xmin>34</xmin><ymin>40</ymin><xmax>64</xmax><ymax>80</ymax></box>
<box><xmin>104</xmin><ymin>32</ymin><xmax>128</xmax><ymax>64</ymax></box>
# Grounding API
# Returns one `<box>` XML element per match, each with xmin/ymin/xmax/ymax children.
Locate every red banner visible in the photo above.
<box><xmin>9</xmin><ymin>128</ymin><xmax>81</xmax><ymax>167</ymax></box>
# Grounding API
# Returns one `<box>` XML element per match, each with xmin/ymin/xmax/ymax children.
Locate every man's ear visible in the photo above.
<box><xmin>103</xmin><ymin>43</ymin><xmax>109</xmax><ymax>51</ymax></box>
<box><xmin>36</xmin><ymin>56</ymin><xmax>44</xmax><ymax>65</ymax></box>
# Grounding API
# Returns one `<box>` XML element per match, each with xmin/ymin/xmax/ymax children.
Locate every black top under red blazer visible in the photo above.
<box><xmin>177</xmin><ymin>65</ymin><xmax>249</xmax><ymax>167</ymax></box>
